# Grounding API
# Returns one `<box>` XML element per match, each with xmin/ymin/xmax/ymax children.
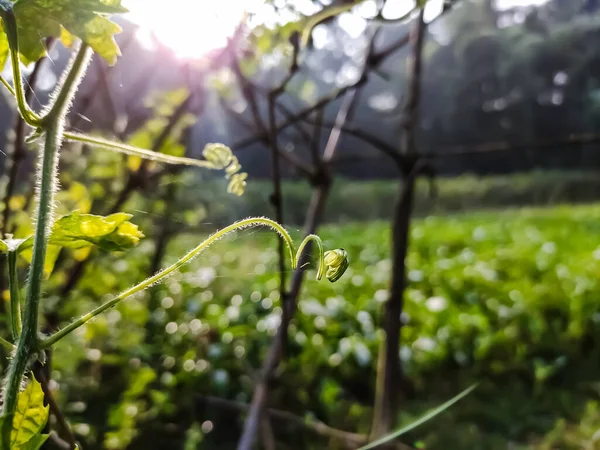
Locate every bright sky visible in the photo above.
<box><xmin>122</xmin><ymin>0</ymin><xmax>253</xmax><ymax>58</ymax></box>
<box><xmin>122</xmin><ymin>0</ymin><xmax>551</xmax><ymax>59</ymax></box>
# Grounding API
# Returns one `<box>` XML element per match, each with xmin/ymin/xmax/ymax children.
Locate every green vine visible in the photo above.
<box><xmin>0</xmin><ymin>1</ymin><xmax>41</xmax><ymax>127</ymax></box>
<box><xmin>2</xmin><ymin>40</ymin><xmax>92</xmax><ymax>448</ymax></box>
<box><xmin>41</xmin><ymin>217</ymin><xmax>348</xmax><ymax>348</ymax></box>
<box><xmin>7</xmin><ymin>250</ymin><xmax>22</xmax><ymax>340</ymax></box>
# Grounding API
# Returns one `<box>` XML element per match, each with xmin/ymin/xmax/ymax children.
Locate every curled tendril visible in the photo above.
<box><xmin>202</xmin><ymin>143</ymin><xmax>248</xmax><ymax>196</ymax></box>
<box><xmin>295</xmin><ymin>235</ymin><xmax>348</xmax><ymax>283</ymax></box>
<box><xmin>25</xmin><ymin>128</ymin><xmax>43</xmax><ymax>144</ymax></box>
<box><xmin>324</xmin><ymin>249</ymin><xmax>349</xmax><ymax>282</ymax></box>
<box><xmin>224</xmin><ymin>155</ymin><xmax>242</xmax><ymax>176</ymax></box>
<box><xmin>202</xmin><ymin>143</ymin><xmax>233</xmax><ymax>169</ymax></box>
<box><xmin>227</xmin><ymin>172</ymin><xmax>248</xmax><ymax>196</ymax></box>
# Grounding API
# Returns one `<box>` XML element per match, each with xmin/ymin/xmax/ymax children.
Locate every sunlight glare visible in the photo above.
<box><xmin>124</xmin><ymin>0</ymin><xmax>250</xmax><ymax>59</ymax></box>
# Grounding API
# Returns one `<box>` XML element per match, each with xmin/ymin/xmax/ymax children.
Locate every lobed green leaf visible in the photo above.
<box><xmin>0</xmin><ymin>211</ymin><xmax>143</xmax><ymax>275</ymax></box>
<box><xmin>17</xmin><ymin>433</ymin><xmax>49</xmax><ymax>450</ymax></box>
<box><xmin>44</xmin><ymin>211</ymin><xmax>144</xmax><ymax>252</ymax></box>
<box><xmin>0</xmin><ymin>377</ymin><xmax>49</xmax><ymax>450</ymax></box>
<box><xmin>0</xmin><ymin>0</ymin><xmax>127</xmax><ymax>68</ymax></box>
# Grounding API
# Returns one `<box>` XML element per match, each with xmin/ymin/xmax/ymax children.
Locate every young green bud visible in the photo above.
<box><xmin>324</xmin><ymin>249</ymin><xmax>349</xmax><ymax>283</ymax></box>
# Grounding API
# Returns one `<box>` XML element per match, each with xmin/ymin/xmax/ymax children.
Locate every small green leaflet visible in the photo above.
<box><xmin>0</xmin><ymin>211</ymin><xmax>144</xmax><ymax>275</ymax></box>
<box><xmin>0</xmin><ymin>376</ymin><xmax>49</xmax><ymax>450</ymax></box>
<box><xmin>0</xmin><ymin>0</ymin><xmax>127</xmax><ymax>69</ymax></box>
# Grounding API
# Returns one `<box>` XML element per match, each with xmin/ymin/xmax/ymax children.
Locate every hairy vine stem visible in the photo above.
<box><xmin>63</xmin><ymin>132</ymin><xmax>219</xmax><ymax>169</ymax></box>
<box><xmin>41</xmin><ymin>217</ymin><xmax>346</xmax><ymax>348</ymax></box>
<box><xmin>7</xmin><ymin>250</ymin><xmax>22</xmax><ymax>340</ymax></box>
<box><xmin>2</xmin><ymin>42</ymin><xmax>92</xmax><ymax>447</ymax></box>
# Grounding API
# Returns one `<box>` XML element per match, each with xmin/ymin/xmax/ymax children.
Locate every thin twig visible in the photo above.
<box><xmin>229</xmin><ymin>43</ymin><xmax>298</xmax><ymax>443</ymax></box>
<box><xmin>34</xmin><ymin>348</ymin><xmax>79</xmax><ymax>449</ymax></box>
<box><xmin>220</xmin><ymin>96</ymin><xmax>314</xmax><ymax>176</ymax></box>
<box><xmin>198</xmin><ymin>395</ymin><xmax>394</xmax><ymax>448</ymax></box>
<box><xmin>232</xmin><ymin>76</ymin><xmax>366</xmax><ymax>152</ymax></box>
<box><xmin>49</xmin><ymin>433</ymin><xmax>74</xmax><ymax>450</ymax></box>
<box><xmin>70</xmin><ymin>32</ymin><xmax>138</xmax><ymax>129</ymax></box>
<box><xmin>328</xmin><ymin>130</ymin><xmax>600</xmax><ymax>166</ymax></box>
<box><xmin>305</xmin><ymin>118</ymin><xmax>402</xmax><ymax>165</ymax></box>
<box><xmin>108</xmin><ymin>91</ymin><xmax>194</xmax><ymax>213</ymax></box>
<box><xmin>230</xmin><ymin>46</ymin><xmax>290</xmax><ymax>293</ymax></box>
<box><xmin>268</xmin><ymin>32</ymin><xmax>301</xmax><ymax>360</ymax></box>
<box><xmin>231</xmin><ymin>0</ymin><xmax>461</xmax><ymax>153</ymax></box>
<box><xmin>260</xmin><ymin>418</ymin><xmax>277</xmax><ymax>450</ymax></box>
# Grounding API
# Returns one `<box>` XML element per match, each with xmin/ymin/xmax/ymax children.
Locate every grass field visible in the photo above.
<box><xmin>51</xmin><ymin>203</ymin><xmax>600</xmax><ymax>449</ymax></box>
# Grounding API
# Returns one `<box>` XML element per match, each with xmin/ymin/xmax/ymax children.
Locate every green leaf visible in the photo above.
<box><xmin>17</xmin><ymin>244</ymin><xmax>61</xmax><ymax>278</ymax></box>
<box><xmin>357</xmin><ymin>384</ymin><xmax>479</xmax><ymax>450</ymax></box>
<box><xmin>46</xmin><ymin>211</ymin><xmax>144</xmax><ymax>252</ymax></box>
<box><xmin>8</xmin><ymin>212</ymin><xmax>143</xmax><ymax>276</ymax></box>
<box><xmin>19</xmin><ymin>433</ymin><xmax>49</xmax><ymax>450</ymax></box>
<box><xmin>0</xmin><ymin>0</ymin><xmax>127</xmax><ymax>68</ymax></box>
<box><xmin>16</xmin><ymin>211</ymin><xmax>144</xmax><ymax>254</ymax></box>
<box><xmin>12</xmin><ymin>376</ymin><xmax>48</xmax><ymax>447</ymax></box>
<box><xmin>0</xmin><ymin>376</ymin><xmax>50</xmax><ymax>450</ymax></box>
<box><xmin>0</xmin><ymin>25</ymin><xmax>7</xmax><ymax>70</ymax></box>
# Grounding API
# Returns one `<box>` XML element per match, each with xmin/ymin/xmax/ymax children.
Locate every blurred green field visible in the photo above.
<box><xmin>193</xmin><ymin>170</ymin><xmax>600</xmax><ymax>226</ymax></box>
<box><xmin>47</xmin><ymin>202</ymin><xmax>600</xmax><ymax>449</ymax></box>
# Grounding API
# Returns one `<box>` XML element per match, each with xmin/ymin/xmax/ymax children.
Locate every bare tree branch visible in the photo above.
<box><xmin>231</xmin><ymin>0</ymin><xmax>461</xmax><ymax>154</ymax></box>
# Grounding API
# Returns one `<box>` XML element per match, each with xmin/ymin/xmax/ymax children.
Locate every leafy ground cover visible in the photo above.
<box><xmin>41</xmin><ymin>203</ymin><xmax>600</xmax><ymax>449</ymax></box>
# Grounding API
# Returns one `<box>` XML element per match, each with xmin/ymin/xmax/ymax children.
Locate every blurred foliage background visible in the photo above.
<box><xmin>3</xmin><ymin>0</ymin><xmax>600</xmax><ymax>449</ymax></box>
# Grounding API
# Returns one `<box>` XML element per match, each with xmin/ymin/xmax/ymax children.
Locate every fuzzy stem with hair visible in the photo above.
<box><xmin>41</xmin><ymin>217</ymin><xmax>332</xmax><ymax>348</ymax></box>
<box><xmin>1</xmin><ymin>42</ymin><xmax>92</xmax><ymax>447</ymax></box>
<box><xmin>7</xmin><ymin>250</ymin><xmax>22</xmax><ymax>340</ymax></box>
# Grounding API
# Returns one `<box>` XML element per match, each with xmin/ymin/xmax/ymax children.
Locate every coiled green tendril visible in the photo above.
<box><xmin>203</xmin><ymin>144</ymin><xmax>248</xmax><ymax>196</ymax></box>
